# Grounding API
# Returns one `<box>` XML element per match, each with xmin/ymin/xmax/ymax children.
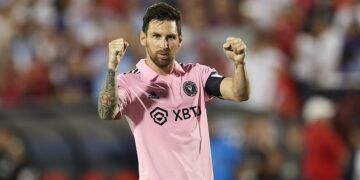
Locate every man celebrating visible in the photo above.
<box><xmin>98</xmin><ymin>2</ymin><xmax>249</xmax><ymax>179</ymax></box>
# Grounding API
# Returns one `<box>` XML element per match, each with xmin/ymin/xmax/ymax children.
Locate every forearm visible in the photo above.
<box><xmin>221</xmin><ymin>36</ymin><xmax>249</xmax><ymax>102</ymax></box>
<box><xmin>232</xmin><ymin>62</ymin><xmax>250</xmax><ymax>101</ymax></box>
<box><xmin>98</xmin><ymin>69</ymin><xmax>118</xmax><ymax>120</ymax></box>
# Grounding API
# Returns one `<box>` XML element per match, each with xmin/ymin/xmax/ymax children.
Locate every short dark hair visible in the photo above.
<box><xmin>142</xmin><ymin>2</ymin><xmax>182</xmax><ymax>35</ymax></box>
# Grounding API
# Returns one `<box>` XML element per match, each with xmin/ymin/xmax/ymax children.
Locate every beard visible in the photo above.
<box><xmin>148</xmin><ymin>49</ymin><xmax>174</xmax><ymax>68</ymax></box>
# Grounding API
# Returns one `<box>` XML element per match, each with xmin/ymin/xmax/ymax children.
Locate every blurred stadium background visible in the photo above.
<box><xmin>0</xmin><ymin>0</ymin><xmax>359</xmax><ymax>179</ymax></box>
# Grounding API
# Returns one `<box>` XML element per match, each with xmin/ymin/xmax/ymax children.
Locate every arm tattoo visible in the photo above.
<box><xmin>98</xmin><ymin>69</ymin><xmax>117</xmax><ymax>120</ymax></box>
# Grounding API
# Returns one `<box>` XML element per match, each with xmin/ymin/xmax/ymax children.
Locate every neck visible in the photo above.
<box><xmin>145</xmin><ymin>57</ymin><xmax>174</xmax><ymax>76</ymax></box>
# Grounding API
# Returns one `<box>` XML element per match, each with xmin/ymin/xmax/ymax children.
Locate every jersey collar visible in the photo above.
<box><xmin>136</xmin><ymin>59</ymin><xmax>185</xmax><ymax>81</ymax></box>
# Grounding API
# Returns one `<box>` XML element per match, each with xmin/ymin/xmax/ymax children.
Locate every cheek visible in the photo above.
<box><xmin>146</xmin><ymin>41</ymin><xmax>157</xmax><ymax>54</ymax></box>
<box><xmin>145</xmin><ymin>40</ymin><xmax>154</xmax><ymax>49</ymax></box>
<box><xmin>148</xmin><ymin>39</ymin><xmax>161</xmax><ymax>48</ymax></box>
<box><xmin>170</xmin><ymin>42</ymin><xmax>180</xmax><ymax>51</ymax></box>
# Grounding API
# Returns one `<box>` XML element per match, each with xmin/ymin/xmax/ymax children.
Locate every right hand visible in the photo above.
<box><xmin>108</xmin><ymin>38</ymin><xmax>129</xmax><ymax>70</ymax></box>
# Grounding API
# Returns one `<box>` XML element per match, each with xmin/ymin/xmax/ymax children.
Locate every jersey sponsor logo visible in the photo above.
<box><xmin>150</xmin><ymin>107</ymin><xmax>168</xmax><ymax>126</ymax></box>
<box><xmin>150</xmin><ymin>106</ymin><xmax>201</xmax><ymax>125</ymax></box>
<box><xmin>148</xmin><ymin>91</ymin><xmax>159</xmax><ymax>99</ymax></box>
<box><xmin>173</xmin><ymin>106</ymin><xmax>201</xmax><ymax>121</ymax></box>
<box><xmin>183</xmin><ymin>81</ymin><xmax>198</xmax><ymax>97</ymax></box>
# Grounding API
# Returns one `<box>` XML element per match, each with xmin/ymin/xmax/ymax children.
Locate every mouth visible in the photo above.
<box><xmin>158</xmin><ymin>52</ymin><xmax>170</xmax><ymax>59</ymax></box>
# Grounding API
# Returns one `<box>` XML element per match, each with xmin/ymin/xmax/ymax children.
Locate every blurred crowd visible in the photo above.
<box><xmin>0</xmin><ymin>0</ymin><xmax>359</xmax><ymax>179</ymax></box>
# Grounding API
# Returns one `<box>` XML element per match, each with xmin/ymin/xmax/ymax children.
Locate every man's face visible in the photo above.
<box><xmin>141</xmin><ymin>20</ymin><xmax>182</xmax><ymax>68</ymax></box>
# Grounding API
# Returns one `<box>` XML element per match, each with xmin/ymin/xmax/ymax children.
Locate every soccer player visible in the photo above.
<box><xmin>98</xmin><ymin>2</ymin><xmax>250</xmax><ymax>179</ymax></box>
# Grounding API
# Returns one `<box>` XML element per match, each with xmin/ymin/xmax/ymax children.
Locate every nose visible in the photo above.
<box><xmin>160</xmin><ymin>38</ymin><xmax>169</xmax><ymax>49</ymax></box>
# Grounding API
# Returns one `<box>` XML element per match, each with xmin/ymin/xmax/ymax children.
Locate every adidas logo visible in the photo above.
<box><xmin>148</xmin><ymin>91</ymin><xmax>159</xmax><ymax>99</ymax></box>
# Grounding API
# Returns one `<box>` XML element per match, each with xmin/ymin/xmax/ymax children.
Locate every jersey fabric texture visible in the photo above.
<box><xmin>115</xmin><ymin>59</ymin><xmax>221</xmax><ymax>180</ymax></box>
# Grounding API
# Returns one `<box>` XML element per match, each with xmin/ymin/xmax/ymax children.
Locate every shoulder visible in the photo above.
<box><xmin>179</xmin><ymin>62</ymin><xmax>213</xmax><ymax>73</ymax></box>
<box><xmin>116</xmin><ymin>67</ymin><xmax>140</xmax><ymax>85</ymax></box>
<box><xmin>118</xmin><ymin>67</ymin><xmax>140</xmax><ymax>77</ymax></box>
<box><xmin>121</xmin><ymin>67</ymin><xmax>140</xmax><ymax>76</ymax></box>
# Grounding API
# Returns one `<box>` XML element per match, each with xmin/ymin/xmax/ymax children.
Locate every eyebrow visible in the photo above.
<box><xmin>151</xmin><ymin>32</ymin><xmax>161</xmax><ymax>36</ymax></box>
<box><xmin>150</xmin><ymin>32</ymin><xmax>177</xmax><ymax>37</ymax></box>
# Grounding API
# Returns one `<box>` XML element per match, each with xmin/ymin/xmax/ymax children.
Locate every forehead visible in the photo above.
<box><xmin>147</xmin><ymin>20</ymin><xmax>178</xmax><ymax>35</ymax></box>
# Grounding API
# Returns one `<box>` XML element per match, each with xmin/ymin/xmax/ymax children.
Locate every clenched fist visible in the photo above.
<box><xmin>223</xmin><ymin>37</ymin><xmax>246</xmax><ymax>65</ymax></box>
<box><xmin>108</xmin><ymin>38</ymin><xmax>129</xmax><ymax>70</ymax></box>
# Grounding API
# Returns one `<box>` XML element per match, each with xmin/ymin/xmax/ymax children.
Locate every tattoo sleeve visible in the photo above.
<box><xmin>98</xmin><ymin>69</ymin><xmax>118</xmax><ymax>120</ymax></box>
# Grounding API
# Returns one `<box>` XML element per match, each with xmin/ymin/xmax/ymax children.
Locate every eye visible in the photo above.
<box><xmin>167</xmin><ymin>35</ymin><xmax>176</xmax><ymax>40</ymax></box>
<box><xmin>153</xmin><ymin>34</ymin><xmax>161</xmax><ymax>39</ymax></box>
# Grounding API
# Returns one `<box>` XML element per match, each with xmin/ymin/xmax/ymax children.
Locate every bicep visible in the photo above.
<box><xmin>220</xmin><ymin>77</ymin><xmax>234</xmax><ymax>100</ymax></box>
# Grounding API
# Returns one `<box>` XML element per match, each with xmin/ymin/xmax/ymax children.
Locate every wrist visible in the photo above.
<box><xmin>108</xmin><ymin>55</ymin><xmax>119</xmax><ymax>70</ymax></box>
<box><xmin>108</xmin><ymin>62</ymin><xmax>117</xmax><ymax>71</ymax></box>
<box><xmin>108</xmin><ymin>66</ymin><xmax>116</xmax><ymax>71</ymax></box>
<box><xmin>234</xmin><ymin>61</ymin><xmax>245</xmax><ymax>67</ymax></box>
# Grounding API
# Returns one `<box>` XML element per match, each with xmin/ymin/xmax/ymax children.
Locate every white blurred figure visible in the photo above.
<box><xmin>292</xmin><ymin>17</ymin><xmax>344</xmax><ymax>89</ymax></box>
<box><xmin>240</xmin><ymin>32</ymin><xmax>285</xmax><ymax>112</ymax></box>
<box><xmin>240</xmin><ymin>0</ymin><xmax>294</xmax><ymax>29</ymax></box>
<box><xmin>31</xmin><ymin>0</ymin><xmax>57</xmax><ymax>29</ymax></box>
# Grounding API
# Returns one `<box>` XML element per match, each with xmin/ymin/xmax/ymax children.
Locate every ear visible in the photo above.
<box><xmin>178</xmin><ymin>34</ymin><xmax>182</xmax><ymax>47</ymax></box>
<box><xmin>140</xmin><ymin>31</ymin><xmax>146</xmax><ymax>46</ymax></box>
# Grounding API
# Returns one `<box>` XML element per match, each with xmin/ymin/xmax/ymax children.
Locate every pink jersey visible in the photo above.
<box><xmin>115</xmin><ymin>59</ymin><xmax>215</xmax><ymax>180</ymax></box>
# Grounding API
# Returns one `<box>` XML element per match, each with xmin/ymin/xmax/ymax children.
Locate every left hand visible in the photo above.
<box><xmin>223</xmin><ymin>37</ymin><xmax>246</xmax><ymax>65</ymax></box>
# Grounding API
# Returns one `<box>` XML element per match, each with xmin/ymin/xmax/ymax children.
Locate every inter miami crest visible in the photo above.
<box><xmin>183</xmin><ymin>81</ymin><xmax>198</xmax><ymax>97</ymax></box>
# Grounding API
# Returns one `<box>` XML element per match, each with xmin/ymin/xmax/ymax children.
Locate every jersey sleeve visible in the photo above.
<box><xmin>197</xmin><ymin>64</ymin><xmax>225</xmax><ymax>101</ymax></box>
<box><xmin>114</xmin><ymin>74</ymin><xmax>132</xmax><ymax>120</ymax></box>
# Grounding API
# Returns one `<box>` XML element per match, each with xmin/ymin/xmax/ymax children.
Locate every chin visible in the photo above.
<box><xmin>157</xmin><ymin>61</ymin><xmax>172</xmax><ymax>68</ymax></box>
<box><xmin>155</xmin><ymin>58</ymin><xmax>173</xmax><ymax>67</ymax></box>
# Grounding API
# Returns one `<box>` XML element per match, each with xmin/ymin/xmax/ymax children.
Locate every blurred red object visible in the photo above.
<box><xmin>101</xmin><ymin>0</ymin><xmax>127</xmax><ymax>13</ymax></box>
<box><xmin>275</xmin><ymin>68</ymin><xmax>301</xmax><ymax>121</ymax></box>
<box><xmin>41</xmin><ymin>170</ymin><xmax>69</xmax><ymax>180</ymax></box>
<box><xmin>0</xmin><ymin>77</ymin><xmax>22</xmax><ymax>109</ymax></box>
<box><xmin>0</xmin><ymin>60</ymin><xmax>23</xmax><ymax>109</ymax></box>
<box><xmin>303</xmin><ymin>121</ymin><xmax>348</xmax><ymax>180</ymax></box>
<box><xmin>23</xmin><ymin>59</ymin><xmax>53</xmax><ymax>99</ymax></box>
<box><xmin>273</xmin><ymin>5</ymin><xmax>303</xmax><ymax>58</ymax></box>
<box><xmin>81</xmin><ymin>170</ymin><xmax>108</xmax><ymax>180</ymax></box>
<box><xmin>112</xmin><ymin>169</ymin><xmax>138</xmax><ymax>180</ymax></box>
